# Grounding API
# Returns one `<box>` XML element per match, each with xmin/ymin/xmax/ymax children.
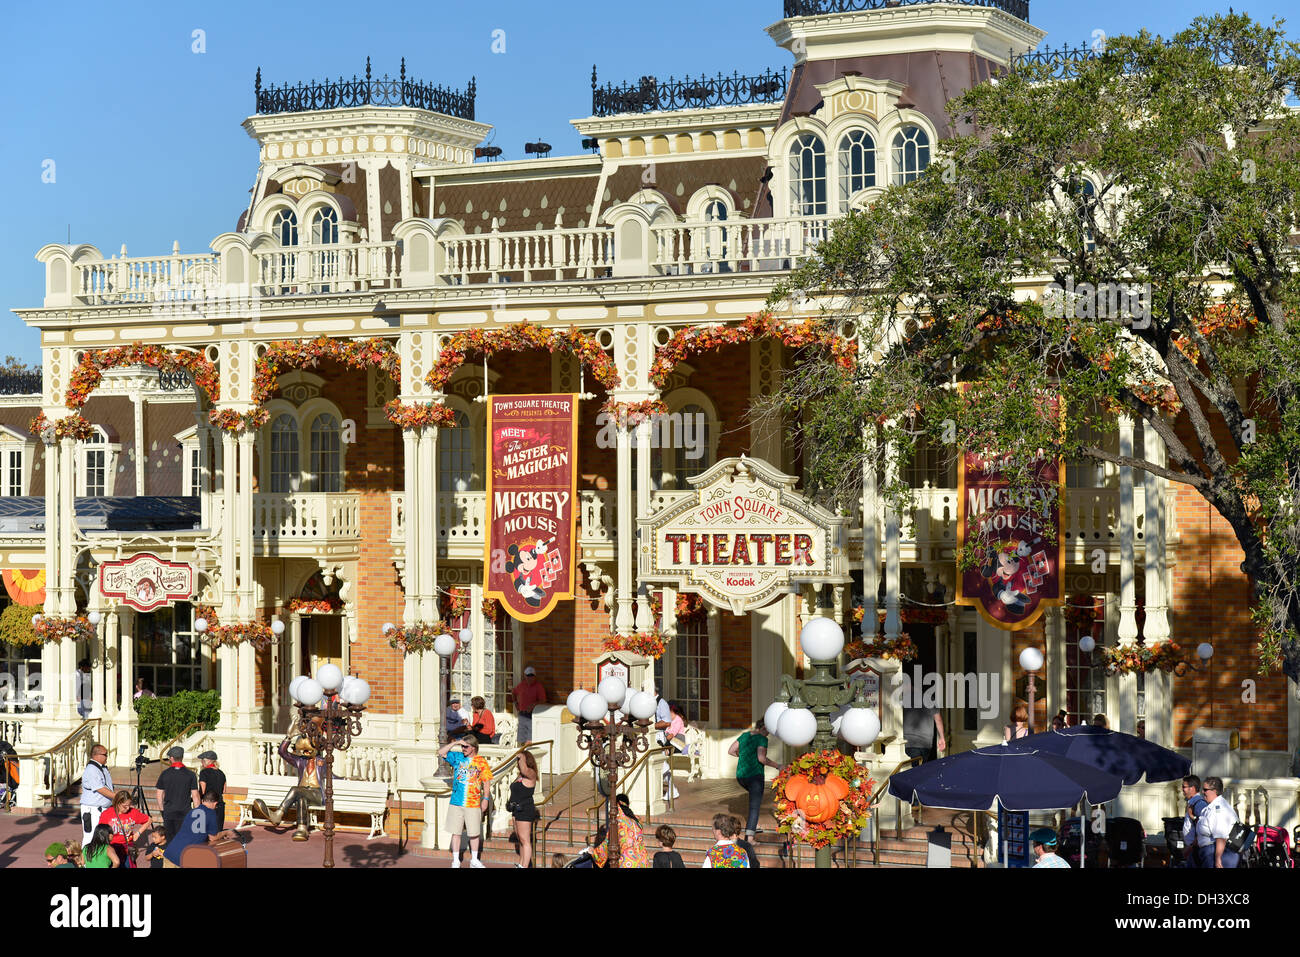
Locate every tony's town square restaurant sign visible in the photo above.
<box><xmin>956</xmin><ymin>448</ymin><xmax>1064</xmax><ymax>631</ymax></box>
<box><xmin>639</xmin><ymin>456</ymin><xmax>849</xmax><ymax>614</ymax></box>
<box><xmin>484</xmin><ymin>394</ymin><xmax>578</xmax><ymax>623</ymax></box>
<box><xmin>99</xmin><ymin>553</ymin><xmax>195</xmax><ymax>613</ymax></box>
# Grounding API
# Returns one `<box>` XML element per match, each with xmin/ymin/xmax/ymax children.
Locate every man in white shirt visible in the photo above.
<box><xmin>1195</xmin><ymin>777</ymin><xmax>1241</xmax><ymax>868</ymax></box>
<box><xmin>79</xmin><ymin>743</ymin><xmax>115</xmax><ymax>846</ymax></box>
<box><xmin>1030</xmin><ymin>828</ymin><xmax>1071</xmax><ymax>868</ymax></box>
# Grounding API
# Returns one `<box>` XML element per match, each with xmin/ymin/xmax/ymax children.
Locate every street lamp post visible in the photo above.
<box><xmin>431</xmin><ymin>627</ymin><xmax>473</xmax><ymax>775</ymax></box>
<box><xmin>566</xmin><ymin>679</ymin><xmax>658</xmax><ymax>868</ymax></box>
<box><xmin>288</xmin><ymin>665</ymin><xmax>371</xmax><ymax>868</ymax></box>
<box><xmin>1019</xmin><ymin>646</ymin><xmax>1044</xmax><ymax>733</ymax></box>
<box><xmin>765</xmin><ymin>616</ymin><xmax>881</xmax><ymax>870</ymax></box>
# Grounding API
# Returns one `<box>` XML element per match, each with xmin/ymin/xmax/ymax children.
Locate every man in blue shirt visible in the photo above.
<box><xmin>163</xmin><ymin>792</ymin><xmax>233</xmax><ymax>867</ymax></box>
<box><xmin>1180</xmin><ymin>775</ymin><xmax>1208</xmax><ymax>867</ymax></box>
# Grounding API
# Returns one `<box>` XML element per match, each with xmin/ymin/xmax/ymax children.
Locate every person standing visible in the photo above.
<box><xmin>99</xmin><ymin>790</ymin><xmax>149</xmax><ymax>868</ymax></box>
<box><xmin>440</xmin><ymin>736</ymin><xmax>493</xmax><ymax>868</ymax></box>
<box><xmin>702</xmin><ymin>813</ymin><xmax>750</xmax><ymax>868</ymax></box>
<box><xmin>512</xmin><ymin>666</ymin><xmax>547</xmax><ymax>745</ymax></box>
<box><xmin>1005</xmin><ymin>704</ymin><xmax>1030</xmax><ymax>741</ymax></box>
<box><xmin>197</xmin><ymin>751</ymin><xmax>226</xmax><ymax>831</ymax></box>
<box><xmin>469</xmin><ymin>696</ymin><xmax>496</xmax><ymax>745</ymax></box>
<box><xmin>154</xmin><ymin>746</ymin><xmax>199</xmax><ymax>842</ymax></box>
<box><xmin>1180</xmin><ymin>775</ymin><xmax>1207</xmax><ymax>867</ymax></box>
<box><xmin>902</xmin><ymin>685</ymin><xmax>946</xmax><ymax>763</ymax></box>
<box><xmin>1030</xmin><ymin>828</ymin><xmax>1071</xmax><ymax>868</ymax></box>
<box><xmin>1196</xmin><ymin>777</ymin><xmax>1241</xmax><ymax>869</ymax></box>
<box><xmin>80</xmin><ymin>743</ymin><xmax>115</xmax><ymax>847</ymax></box>
<box><xmin>727</xmin><ymin>718</ymin><xmax>782</xmax><ymax>842</ymax></box>
<box><xmin>591</xmin><ymin>793</ymin><xmax>650</xmax><ymax>868</ymax></box>
<box><xmin>509</xmin><ymin>750</ymin><xmax>539</xmax><ymax>868</ymax></box>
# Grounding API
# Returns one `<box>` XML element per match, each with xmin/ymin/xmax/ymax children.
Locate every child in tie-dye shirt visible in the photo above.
<box><xmin>703</xmin><ymin>813</ymin><xmax>750</xmax><ymax>868</ymax></box>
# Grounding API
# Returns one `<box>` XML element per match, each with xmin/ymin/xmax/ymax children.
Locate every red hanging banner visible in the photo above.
<box><xmin>484</xmin><ymin>394</ymin><xmax>578</xmax><ymax>622</ymax></box>
<box><xmin>956</xmin><ymin>446</ymin><xmax>1064</xmax><ymax>631</ymax></box>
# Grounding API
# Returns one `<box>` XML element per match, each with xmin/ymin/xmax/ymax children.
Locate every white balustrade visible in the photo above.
<box><xmin>430</xmin><ymin>491</ymin><xmax>615</xmax><ymax>546</ymax></box>
<box><xmin>651</xmin><ymin>216</ymin><xmax>834</xmax><ymax>275</ymax></box>
<box><xmin>254</xmin><ymin>734</ymin><xmax>396</xmax><ymax>784</ymax></box>
<box><xmin>252</xmin><ymin>241</ymin><xmax>398</xmax><ymax>294</ymax></box>
<box><xmin>252</xmin><ymin>493</ymin><xmax>360</xmax><ymax>541</ymax></box>
<box><xmin>77</xmin><ymin>248</ymin><xmax>219</xmax><ymax>305</ymax></box>
<box><xmin>438</xmin><ymin>225</ymin><xmax>616</xmax><ymax>284</ymax></box>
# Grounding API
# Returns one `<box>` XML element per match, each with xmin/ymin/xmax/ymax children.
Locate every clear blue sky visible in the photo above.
<box><xmin>1</xmin><ymin>0</ymin><xmax>1294</xmax><ymax>365</ymax></box>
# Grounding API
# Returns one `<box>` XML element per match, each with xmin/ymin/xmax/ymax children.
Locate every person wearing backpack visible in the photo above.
<box><xmin>1180</xmin><ymin>775</ymin><xmax>1208</xmax><ymax>867</ymax></box>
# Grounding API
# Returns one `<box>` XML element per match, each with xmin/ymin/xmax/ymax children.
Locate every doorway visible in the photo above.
<box><xmin>300</xmin><ymin>616</ymin><xmax>343</xmax><ymax>676</ymax></box>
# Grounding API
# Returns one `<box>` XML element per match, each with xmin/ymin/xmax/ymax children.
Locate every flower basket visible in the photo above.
<box><xmin>1102</xmin><ymin>641</ymin><xmax>1193</xmax><ymax>676</ymax></box>
<box><xmin>389</xmin><ymin>621</ymin><xmax>457</xmax><ymax>655</ymax></box>
<box><xmin>603</xmin><ymin>630</ymin><xmax>668</xmax><ymax>659</ymax></box>
<box><xmin>31</xmin><ymin>614</ymin><xmax>95</xmax><ymax>645</ymax></box>
<box><xmin>772</xmin><ymin>749</ymin><xmax>874</xmax><ymax>849</ymax></box>
<box><xmin>845</xmin><ymin>636</ymin><xmax>918</xmax><ymax>662</ymax></box>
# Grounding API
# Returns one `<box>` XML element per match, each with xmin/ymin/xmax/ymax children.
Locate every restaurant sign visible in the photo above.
<box><xmin>638</xmin><ymin>456</ymin><xmax>849</xmax><ymax>614</ymax></box>
<box><xmin>99</xmin><ymin>553</ymin><xmax>195</xmax><ymax>613</ymax></box>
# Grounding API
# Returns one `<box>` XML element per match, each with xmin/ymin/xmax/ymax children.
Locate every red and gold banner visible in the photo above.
<box><xmin>484</xmin><ymin>394</ymin><xmax>578</xmax><ymax>623</ymax></box>
<box><xmin>956</xmin><ymin>448</ymin><xmax>1064</xmax><ymax>631</ymax></box>
<box><xmin>2</xmin><ymin>568</ymin><xmax>46</xmax><ymax>606</ymax></box>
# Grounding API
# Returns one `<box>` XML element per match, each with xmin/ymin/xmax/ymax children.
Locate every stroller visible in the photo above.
<box><xmin>1104</xmin><ymin>817</ymin><xmax>1146</xmax><ymax>867</ymax></box>
<box><xmin>0</xmin><ymin>741</ymin><xmax>16</xmax><ymax>812</ymax></box>
<box><xmin>1252</xmin><ymin>825</ymin><xmax>1294</xmax><ymax>868</ymax></box>
<box><xmin>1058</xmin><ymin>817</ymin><xmax>1102</xmax><ymax>869</ymax></box>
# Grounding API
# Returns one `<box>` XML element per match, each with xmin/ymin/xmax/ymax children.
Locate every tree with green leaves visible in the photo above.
<box><xmin>762</xmin><ymin>13</ymin><xmax>1300</xmax><ymax>679</ymax></box>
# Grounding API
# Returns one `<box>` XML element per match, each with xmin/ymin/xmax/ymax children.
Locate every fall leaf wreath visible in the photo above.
<box><xmin>773</xmin><ymin>749</ymin><xmax>875</xmax><ymax>849</ymax></box>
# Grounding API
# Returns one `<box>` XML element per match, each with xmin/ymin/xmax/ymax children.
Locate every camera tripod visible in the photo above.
<box><xmin>126</xmin><ymin>746</ymin><xmax>156</xmax><ymax>819</ymax></box>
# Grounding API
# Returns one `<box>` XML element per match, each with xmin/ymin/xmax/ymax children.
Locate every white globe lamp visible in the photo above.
<box><xmin>777</xmin><ymin>707</ymin><xmax>817</xmax><ymax>748</ymax></box>
<box><xmin>801</xmin><ymin>616</ymin><xmax>846</xmax><ymax>662</ymax></box>
<box><xmin>598</xmin><ymin>676</ymin><xmax>626</xmax><ymax>707</ymax></box>
<box><xmin>432</xmin><ymin>633</ymin><xmax>456</xmax><ymax>658</ymax></box>
<box><xmin>629</xmin><ymin>691</ymin><xmax>657</xmax><ymax>721</ymax></box>
<box><xmin>458</xmin><ymin>627</ymin><xmax>473</xmax><ymax>646</ymax></box>
<box><xmin>271</xmin><ymin>618</ymin><xmax>286</xmax><ymax>636</ymax></box>
<box><xmin>381</xmin><ymin>622</ymin><xmax>395</xmax><ymax>636</ymax></box>
<box><xmin>88</xmin><ymin>611</ymin><xmax>102</xmax><ymax>626</ymax></box>
<box><xmin>840</xmin><ymin>707</ymin><xmax>882</xmax><ymax>748</ymax></box>
<box><xmin>295</xmin><ymin>678</ymin><xmax>324</xmax><ymax>707</ymax></box>
<box><xmin>194</xmin><ymin>617</ymin><xmax>208</xmax><ymax>634</ymax></box>
<box><xmin>1079</xmin><ymin>635</ymin><xmax>1096</xmax><ymax>654</ymax></box>
<box><xmin>566</xmin><ymin>689</ymin><xmax>589</xmax><ymax>717</ymax></box>
<box><xmin>1019</xmin><ymin>647</ymin><xmax>1044</xmax><ymax>672</ymax></box>
<box><xmin>289</xmin><ymin>675</ymin><xmax>307</xmax><ymax>701</ymax></box>
<box><xmin>763</xmin><ymin>701</ymin><xmax>789</xmax><ymax>735</ymax></box>
<box><xmin>579</xmin><ymin>692</ymin><xmax>608</xmax><ymax>723</ymax></box>
<box><xmin>342</xmin><ymin>678</ymin><xmax>371</xmax><ymax>706</ymax></box>
<box><xmin>1197</xmin><ymin>642</ymin><xmax>1214</xmax><ymax>661</ymax></box>
<box><xmin>316</xmin><ymin>663</ymin><xmax>343</xmax><ymax>694</ymax></box>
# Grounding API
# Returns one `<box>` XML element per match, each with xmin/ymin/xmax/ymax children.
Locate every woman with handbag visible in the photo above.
<box><xmin>99</xmin><ymin>790</ymin><xmax>148</xmax><ymax>868</ymax></box>
<box><xmin>508</xmin><ymin>750</ymin><xmax>540</xmax><ymax>868</ymax></box>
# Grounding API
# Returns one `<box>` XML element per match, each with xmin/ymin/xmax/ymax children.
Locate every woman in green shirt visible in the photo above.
<box><xmin>83</xmin><ymin>824</ymin><xmax>120</xmax><ymax>869</ymax></box>
<box><xmin>728</xmin><ymin>719</ymin><xmax>783</xmax><ymax>842</ymax></box>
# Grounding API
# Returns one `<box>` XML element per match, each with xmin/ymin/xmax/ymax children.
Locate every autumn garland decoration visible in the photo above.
<box><xmin>649</xmin><ymin>312</ymin><xmax>857</xmax><ymax>391</ymax></box>
<box><xmin>204</xmin><ymin>620</ymin><xmax>276</xmax><ymax>650</ymax></box>
<box><xmin>851</xmin><ymin>604</ymin><xmax>948</xmax><ymax>626</ymax></box>
<box><xmin>29</xmin><ymin>411</ymin><xmax>95</xmax><ymax>442</ymax></box>
<box><xmin>426</xmin><ymin>324</ymin><xmax>621</xmax><ymax>397</ymax></box>
<box><xmin>440</xmin><ymin>588</ymin><xmax>470</xmax><ymax>621</ymax></box>
<box><xmin>32</xmin><ymin>614</ymin><xmax>95</xmax><ymax>645</ymax></box>
<box><xmin>603</xmin><ymin>630</ymin><xmax>668</xmax><ymax>659</ymax></box>
<box><xmin>481</xmin><ymin>598</ymin><xmax>501</xmax><ymax>623</ymax></box>
<box><xmin>389</xmin><ymin>621</ymin><xmax>457</xmax><ymax>655</ymax></box>
<box><xmin>845</xmin><ymin>636</ymin><xmax>919</xmax><ymax>663</ymax></box>
<box><xmin>287</xmin><ymin>598</ymin><xmax>342</xmax><ymax>614</ymax></box>
<box><xmin>65</xmin><ymin>343</ymin><xmax>220</xmax><ymax>411</ymax></box>
<box><xmin>1101</xmin><ymin>641</ymin><xmax>1196</xmax><ymax>676</ymax></box>
<box><xmin>773</xmin><ymin>749</ymin><xmax>874</xmax><ymax>849</ymax></box>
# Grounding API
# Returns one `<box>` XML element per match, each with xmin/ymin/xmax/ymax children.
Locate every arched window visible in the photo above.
<box><xmin>439</xmin><ymin>409</ymin><xmax>477</xmax><ymax>492</ymax></box>
<box><xmin>891</xmin><ymin>126</ymin><xmax>931</xmax><ymax>185</ymax></box>
<box><xmin>309</xmin><ymin>413</ymin><xmax>342</xmax><ymax>493</ymax></box>
<box><xmin>269</xmin><ymin>414</ymin><xmax>300</xmax><ymax>493</ymax></box>
<box><xmin>838</xmin><ymin>130</ymin><xmax>877</xmax><ymax>206</ymax></box>
<box><xmin>84</xmin><ymin>428</ymin><xmax>107</xmax><ymax>497</ymax></box>
<box><xmin>271</xmin><ymin>208</ymin><xmax>298</xmax><ymax>246</ymax></box>
<box><xmin>789</xmin><ymin>133</ymin><xmax>827</xmax><ymax>216</ymax></box>
<box><xmin>310</xmin><ymin>206</ymin><xmax>338</xmax><ymax>245</ymax></box>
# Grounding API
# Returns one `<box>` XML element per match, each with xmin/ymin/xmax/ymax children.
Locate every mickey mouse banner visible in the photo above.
<box><xmin>484</xmin><ymin>394</ymin><xmax>578</xmax><ymax>622</ymax></box>
<box><xmin>955</xmin><ymin>446</ymin><xmax>1064</xmax><ymax>631</ymax></box>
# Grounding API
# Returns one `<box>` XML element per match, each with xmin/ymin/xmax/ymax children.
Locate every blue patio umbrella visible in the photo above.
<box><xmin>887</xmin><ymin>746</ymin><xmax>1123</xmax><ymax>811</ymax></box>
<box><xmin>1003</xmin><ymin>725</ymin><xmax>1190</xmax><ymax>785</ymax></box>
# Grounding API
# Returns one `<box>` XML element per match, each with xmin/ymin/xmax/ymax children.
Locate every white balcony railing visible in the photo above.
<box><xmin>251</xmin><ymin>241</ymin><xmax>398</xmax><ymax>294</ymax></box>
<box><xmin>77</xmin><ymin>245</ymin><xmax>219</xmax><ymax>305</ymax></box>
<box><xmin>439</xmin><ymin>226</ymin><xmax>616</xmax><ymax>284</ymax></box>
<box><xmin>391</xmin><ymin>491</ymin><xmax>616</xmax><ymax>547</ymax></box>
<box><xmin>652</xmin><ymin>216</ymin><xmax>834</xmax><ymax>275</ymax></box>
<box><xmin>251</xmin><ymin>493</ymin><xmax>361</xmax><ymax>541</ymax></box>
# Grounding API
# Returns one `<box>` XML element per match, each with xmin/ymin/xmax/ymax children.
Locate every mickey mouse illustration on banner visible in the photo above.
<box><xmin>979</xmin><ymin>539</ymin><xmax>1048</xmax><ymax>617</ymax></box>
<box><xmin>506</xmin><ymin>537</ymin><xmax>563</xmax><ymax>608</ymax></box>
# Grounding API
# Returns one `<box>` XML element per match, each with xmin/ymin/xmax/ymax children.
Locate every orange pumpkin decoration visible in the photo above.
<box><xmin>784</xmin><ymin>772</ymin><xmax>851</xmax><ymax>824</ymax></box>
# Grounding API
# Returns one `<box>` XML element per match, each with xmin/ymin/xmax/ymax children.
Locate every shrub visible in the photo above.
<box><xmin>133</xmin><ymin>689</ymin><xmax>221</xmax><ymax>744</ymax></box>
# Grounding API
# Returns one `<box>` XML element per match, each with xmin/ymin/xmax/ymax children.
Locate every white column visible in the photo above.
<box><xmin>1142</xmin><ymin>422</ymin><xmax>1171</xmax><ymax>745</ymax></box>
<box><xmin>861</xmin><ymin>428</ymin><xmax>879</xmax><ymax>640</ymax></box>
<box><xmin>418</xmin><ymin>428</ymin><xmax>438</xmax><ymax>621</ymax></box>
<box><xmin>882</xmin><ymin>435</ymin><xmax>901</xmax><ymax>642</ymax></box>
<box><xmin>1116</xmin><ymin>416</ymin><xmax>1138</xmax><ymax>736</ymax></box>
<box><xmin>220</xmin><ymin>432</ymin><xmax>238</xmax><ymax>621</ymax></box>
<box><xmin>614</xmin><ymin>423</ymin><xmax>634</xmax><ymax>636</ymax></box>
<box><xmin>401</xmin><ymin>429</ymin><xmax>420</xmax><ymax>626</ymax></box>
<box><xmin>103</xmin><ymin>608</ymin><xmax>119</xmax><ymax>719</ymax></box>
<box><xmin>237</xmin><ymin>432</ymin><xmax>256</xmax><ymax>618</ymax></box>
<box><xmin>115</xmin><ymin>609</ymin><xmax>131</xmax><ymax>725</ymax></box>
<box><xmin>58</xmin><ymin>437</ymin><xmax>76</xmax><ymax>617</ymax></box>
<box><xmin>132</xmin><ymin>393</ymin><xmax>145</xmax><ymax>496</ymax></box>
<box><xmin>633</xmin><ymin>419</ymin><xmax>654</xmax><ymax>633</ymax></box>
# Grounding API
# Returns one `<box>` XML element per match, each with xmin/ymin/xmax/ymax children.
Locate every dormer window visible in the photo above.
<box><xmin>789</xmin><ymin>133</ymin><xmax>827</xmax><ymax>216</ymax></box>
<box><xmin>272</xmin><ymin>208</ymin><xmax>298</xmax><ymax>245</ymax></box>
<box><xmin>838</xmin><ymin>130</ymin><xmax>877</xmax><ymax>206</ymax></box>
<box><xmin>270</xmin><ymin>414</ymin><xmax>300</xmax><ymax>493</ymax></box>
<box><xmin>892</xmin><ymin>125</ymin><xmax>931</xmax><ymax>184</ymax></box>
<box><xmin>78</xmin><ymin>426</ymin><xmax>118</xmax><ymax>497</ymax></box>
<box><xmin>311</xmin><ymin>206</ymin><xmax>339</xmax><ymax>245</ymax></box>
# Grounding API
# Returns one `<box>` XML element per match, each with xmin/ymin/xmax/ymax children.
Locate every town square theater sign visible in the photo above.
<box><xmin>639</xmin><ymin>456</ymin><xmax>849</xmax><ymax>614</ymax></box>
